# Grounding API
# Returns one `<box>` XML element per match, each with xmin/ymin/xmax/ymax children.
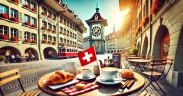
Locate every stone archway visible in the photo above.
<box><xmin>43</xmin><ymin>47</ymin><xmax>57</xmax><ymax>59</ymax></box>
<box><xmin>25</xmin><ymin>48</ymin><xmax>39</xmax><ymax>60</ymax></box>
<box><xmin>142</xmin><ymin>36</ymin><xmax>148</xmax><ymax>55</ymax></box>
<box><xmin>0</xmin><ymin>46</ymin><xmax>21</xmax><ymax>56</ymax></box>
<box><xmin>152</xmin><ymin>25</ymin><xmax>170</xmax><ymax>59</ymax></box>
<box><xmin>137</xmin><ymin>41</ymin><xmax>141</xmax><ymax>53</ymax></box>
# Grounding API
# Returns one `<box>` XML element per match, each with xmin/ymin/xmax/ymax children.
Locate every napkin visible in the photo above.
<box><xmin>61</xmin><ymin>81</ymin><xmax>99</xmax><ymax>96</ymax></box>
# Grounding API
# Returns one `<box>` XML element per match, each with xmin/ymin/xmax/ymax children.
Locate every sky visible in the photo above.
<box><xmin>62</xmin><ymin>0</ymin><xmax>126</xmax><ymax>37</ymax></box>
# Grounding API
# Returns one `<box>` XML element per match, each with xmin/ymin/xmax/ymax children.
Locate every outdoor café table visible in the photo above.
<box><xmin>38</xmin><ymin>68</ymin><xmax>145</xmax><ymax>96</ymax></box>
<box><xmin>127</xmin><ymin>57</ymin><xmax>142</xmax><ymax>59</ymax></box>
<box><xmin>128</xmin><ymin>59</ymin><xmax>152</xmax><ymax>72</ymax></box>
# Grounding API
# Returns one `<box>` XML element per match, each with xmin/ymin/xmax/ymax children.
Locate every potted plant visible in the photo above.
<box><xmin>32</xmin><ymin>40</ymin><xmax>37</xmax><ymax>44</ymax></box>
<box><xmin>24</xmin><ymin>22</ymin><xmax>30</xmax><ymax>26</ymax></box>
<box><xmin>42</xmin><ymin>26</ymin><xmax>47</xmax><ymax>30</ymax></box>
<box><xmin>42</xmin><ymin>40</ymin><xmax>47</xmax><ymax>43</ymax></box>
<box><xmin>0</xmin><ymin>13</ymin><xmax>9</xmax><ymax>19</ymax></box>
<box><xmin>48</xmin><ymin>28</ymin><xmax>52</xmax><ymax>32</ymax></box>
<box><xmin>24</xmin><ymin>4</ymin><xmax>30</xmax><ymax>9</ymax></box>
<box><xmin>41</xmin><ymin>12</ymin><xmax>47</xmax><ymax>16</ymax></box>
<box><xmin>32</xmin><ymin>24</ymin><xmax>37</xmax><ymax>28</ymax></box>
<box><xmin>12</xmin><ymin>0</ymin><xmax>18</xmax><ymax>3</ymax></box>
<box><xmin>52</xmin><ymin>41</ymin><xmax>56</xmax><ymax>45</ymax></box>
<box><xmin>11</xmin><ymin>36</ymin><xmax>18</xmax><ymax>42</ymax></box>
<box><xmin>0</xmin><ymin>56</ymin><xmax>6</xmax><ymax>65</ymax></box>
<box><xmin>25</xmin><ymin>38</ymin><xmax>30</xmax><ymax>43</ymax></box>
<box><xmin>11</xmin><ymin>17</ymin><xmax>19</xmax><ymax>22</ymax></box>
<box><xmin>32</xmin><ymin>8</ymin><xmax>37</xmax><ymax>13</ymax></box>
<box><xmin>52</xmin><ymin>30</ymin><xmax>56</xmax><ymax>33</ymax></box>
<box><xmin>129</xmin><ymin>46</ymin><xmax>139</xmax><ymax>56</ymax></box>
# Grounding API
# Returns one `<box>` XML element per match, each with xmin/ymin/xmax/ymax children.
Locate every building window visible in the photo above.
<box><xmin>53</xmin><ymin>37</ymin><xmax>56</xmax><ymax>42</ymax></box>
<box><xmin>70</xmin><ymin>23</ymin><xmax>72</xmax><ymax>28</ymax></box>
<box><xmin>0</xmin><ymin>4</ymin><xmax>8</xmax><ymax>14</ymax></box>
<box><xmin>53</xmin><ymin>25</ymin><xmax>56</xmax><ymax>31</ymax></box>
<box><xmin>42</xmin><ymin>34</ymin><xmax>47</xmax><ymax>40</ymax></box>
<box><xmin>64</xmin><ymin>19</ymin><xmax>66</xmax><ymax>25</ymax></box>
<box><xmin>60</xmin><ymin>16</ymin><xmax>63</xmax><ymax>22</ymax></box>
<box><xmin>24</xmin><ymin>32</ymin><xmax>30</xmax><ymax>39</ymax></box>
<box><xmin>42</xmin><ymin>21</ymin><xmax>47</xmax><ymax>27</ymax></box>
<box><xmin>67</xmin><ymin>21</ymin><xmax>69</xmax><ymax>26</ymax></box>
<box><xmin>48</xmin><ymin>10</ymin><xmax>52</xmax><ymax>17</ymax></box>
<box><xmin>42</xmin><ymin>7</ymin><xmax>46</xmax><ymax>13</ymax></box>
<box><xmin>31</xmin><ymin>33</ymin><xmax>36</xmax><ymax>40</ymax></box>
<box><xmin>11</xmin><ymin>28</ymin><xmax>18</xmax><ymax>37</ymax></box>
<box><xmin>48</xmin><ymin>35</ymin><xmax>52</xmax><ymax>41</ymax></box>
<box><xmin>53</xmin><ymin>13</ymin><xmax>56</xmax><ymax>19</ymax></box>
<box><xmin>31</xmin><ymin>17</ymin><xmax>36</xmax><ymax>25</ymax></box>
<box><xmin>48</xmin><ymin>23</ymin><xmax>52</xmax><ymax>29</ymax></box>
<box><xmin>10</xmin><ymin>9</ymin><xmax>18</xmax><ymax>18</ymax></box>
<box><xmin>24</xmin><ymin>0</ymin><xmax>30</xmax><ymax>5</ymax></box>
<box><xmin>31</xmin><ymin>2</ymin><xmax>36</xmax><ymax>9</ymax></box>
<box><xmin>60</xmin><ymin>27</ymin><xmax>63</xmax><ymax>33</ymax></box>
<box><xmin>0</xmin><ymin>25</ymin><xmax>8</xmax><ymax>36</ymax></box>
<box><xmin>64</xmin><ymin>29</ymin><xmax>66</xmax><ymax>33</ymax></box>
<box><xmin>60</xmin><ymin>38</ymin><xmax>63</xmax><ymax>42</ymax></box>
<box><xmin>64</xmin><ymin>39</ymin><xmax>66</xmax><ymax>43</ymax></box>
<box><xmin>24</xmin><ymin>14</ymin><xmax>30</xmax><ymax>22</ymax></box>
<box><xmin>70</xmin><ymin>31</ymin><xmax>72</xmax><ymax>36</ymax></box>
<box><xmin>67</xmin><ymin>40</ymin><xmax>69</xmax><ymax>44</ymax></box>
<box><xmin>67</xmin><ymin>30</ymin><xmax>69</xmax><ymax>35</ymax></box>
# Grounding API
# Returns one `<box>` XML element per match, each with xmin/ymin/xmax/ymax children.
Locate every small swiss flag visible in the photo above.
<box><xmin>78</xmin><ymin>46</ymin><xmax>97</xmax><ymax>66</ymax></box>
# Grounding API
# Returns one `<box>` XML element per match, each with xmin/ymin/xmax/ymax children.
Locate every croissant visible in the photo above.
<box><xmin>45</xmin><ymin>71</ymin><xmax>75</xmax><ymax>85</ymax></box>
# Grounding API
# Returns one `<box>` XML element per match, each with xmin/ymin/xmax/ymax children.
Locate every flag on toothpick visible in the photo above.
<box><xmin>78</xmin><ymin>46</ymin><xmax>97</xmax><ymax>66</ymax></box>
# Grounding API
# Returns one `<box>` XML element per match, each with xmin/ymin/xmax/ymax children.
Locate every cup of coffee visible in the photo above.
<box><xmin>101</xmin><ymin>67</ymin><xmax>119</xmax><ymax>81</ymax></box>
<box><xmin>81</xmin><ymin>69</ymin><xmax>92</xmax><ymax>78</ymax></box>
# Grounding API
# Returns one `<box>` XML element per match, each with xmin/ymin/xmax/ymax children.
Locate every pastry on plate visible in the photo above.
<box><xmin>45</xmin><ymin>71</ymin><xmax>75</xmax><ymax>85</ymax></box>
<box><xmin>121</xmin><ymin>69</ymin><xmax>134</xmax><ymax>79</ymax></box>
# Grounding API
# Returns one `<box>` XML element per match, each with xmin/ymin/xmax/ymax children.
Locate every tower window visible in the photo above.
<box><xmin>95</xmin><ymin>15</ymin><xmax>98</xmax><ymax>20</ymax></box>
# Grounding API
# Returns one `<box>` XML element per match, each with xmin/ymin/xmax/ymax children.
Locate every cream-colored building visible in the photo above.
<box><xmin>119</xmin><ymin>0</ymin><xmax>183</xmax><ymax>88</ymax></box>
<box><xmin>105</xmin><ymin>31</ymin><xmax>120</xmax><ymax>53</ymax></box>
<box><xmin>0</xmin><ymin>0</ymin><xmax>86</xmax><ymax>60</ymax></box>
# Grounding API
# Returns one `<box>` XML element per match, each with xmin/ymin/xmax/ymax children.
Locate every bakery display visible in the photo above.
<box><xmin>121</xmin><ymin>69</ymin><xmax>135</xmax><ymax>79</ymax></box>
<box><xmin>45</xmin><ymin>71</ymin><xmax>75</xmax><ymax>85</ymax></box>
<box><xmin>75</xmin><ymin>83</ymin><xmax>86</xmax><ymax>90</ymax></box>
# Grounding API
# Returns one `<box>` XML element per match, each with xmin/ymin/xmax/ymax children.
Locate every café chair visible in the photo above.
<box><xmin>142</xmin><ymin>59</ymin><xmax>173</xmax><ymax>96</ymax></box>
<box><xmin>0</xmin><ymin>69</ymin><xmax>41</xmax><ymax>96</ymax></box>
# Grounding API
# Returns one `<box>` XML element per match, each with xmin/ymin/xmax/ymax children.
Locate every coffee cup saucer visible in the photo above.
<box><xmin>76</xmin><ymin>74</ymin><xmax>96</xmax><ymax>80</ymax></box>
<box><xmin>96</xmin><ymin>76</ymin><xmax>123</xmax><ymax>85</ymax></box>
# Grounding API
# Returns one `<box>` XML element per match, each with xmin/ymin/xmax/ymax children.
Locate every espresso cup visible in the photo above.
<box><xmin>81</xmin><ymin>69</ymin><xmax>92</xmax><ymax>78</ymax></box>
<box><xmin>101</xmin><ymin>67</ymin><xmax>119</xmax><ymax>81</ymax></box>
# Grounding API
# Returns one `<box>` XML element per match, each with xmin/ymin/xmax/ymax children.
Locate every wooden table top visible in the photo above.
<box><xmin>38</xmin><ymin>68</ymin><xmax>145</xmax><ymax>96</ymax></box>
<box><xmin>127</xmin><ymin>57</ymin><xmax>142</xmax><ymax>59</ymax></box>
<box><xmin>128</xmin><ymin>59</ymin><xmax>151</xmax><ymax>63</ymax></box>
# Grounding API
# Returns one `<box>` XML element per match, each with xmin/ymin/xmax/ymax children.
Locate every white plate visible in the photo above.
<box><xmin>96</xmin><ymin>76</ymin><xmax>123</xmax><ymax>85</ymax></box>
<box><xmin>76</xmin><ymin>74</ymin><xmax>96</xmax><ymax>80</ymax></box>
<box><xmin>43</xmin><ymin>79</ymin><xmax>79</xmax><ymax>90</ymax></box>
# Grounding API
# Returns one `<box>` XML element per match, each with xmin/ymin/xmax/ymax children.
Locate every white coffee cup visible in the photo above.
<box><xmin>61</xmin><ymin>62</ymin><xmax>77</xmax><ymax>75</ymax></box>
<box><xmin>81</xmin><ymin>69</ymin><xmax>92</xmax><ymax>78</ymax></box>
<box><xmin>101</xmin><ymin>67</ymin><xmax>120</xmax><ymax>81</ymax></box>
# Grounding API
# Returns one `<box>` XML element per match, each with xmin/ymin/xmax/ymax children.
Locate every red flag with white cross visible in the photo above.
<box><xmin>78</xmin><ymin>46</ymin><xmax>97</xmax><ymax>66</ymax></box>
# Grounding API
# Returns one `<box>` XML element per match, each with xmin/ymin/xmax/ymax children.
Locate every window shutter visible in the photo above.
<box><xmin>18</xmin><ymin>30</ymin><xmax>22</xmax><ymax>40</ymax></box>
<box><xmin>19</xmin><ymin>0</ymin><xmax>22</xmax><ymax>3</ymax></box>
<box><xmin>18</xmin><ymin>12</ymin><xmax>22</xmax><ymax>22</ymax></box>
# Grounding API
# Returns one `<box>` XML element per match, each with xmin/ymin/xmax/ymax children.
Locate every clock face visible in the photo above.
<box><xmin>92</xmin><ymin>26</ymin><xmax>101</xmax><ymax>37</ymax></box>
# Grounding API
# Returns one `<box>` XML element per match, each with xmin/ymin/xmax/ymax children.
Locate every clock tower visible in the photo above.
<box><xmin>86</xmin><ymin>2</ymin><xmax>108</xmax><ymax>54</ymax></box>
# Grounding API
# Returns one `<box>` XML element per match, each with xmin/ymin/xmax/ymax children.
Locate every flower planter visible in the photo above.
<box><xmin>141</xmin><ymin>16</ymin><xmax>148</xmax><ymax>26</ymax></box>
<box><xmin>53</xmin><ymin>18</ymin><xmax>56</xmax><ymax>20</ymax></box>
<box><xmin>31</xmin><ymin>40</ymin><xmax>37</xmax><ymax>44</ymax></box>
<box><xmin>25</xmin><ymin>39</ymin><xmax>30</xmax><ymax>43</ymax></box>
<box><xmin>48</xmin><ymin>41</ymin><xmax>52</xmax><ymax>44</ymax></box>
<box><xmin>41</xmin><ymin>12</ymin><xmax>47</xmax><ymax>16</ymax></box>
<box><xmin>42</xmin><ymin>40</ymin><xmax>47</xmax><ymax>43</ymax></box>
<box><xmin>52</xmin><ymin>30</ymin><xmax>56</xmax><ymax>33</ymax></box>
<box><xmin>11</xmin><ymin>36</ymin><xmax>18</xmax><ymax>42</ymax></box>
<box><xmin>150</xmin><ymin>0</ymin><xmax>164</xmax><ymax>15</ymax></box>
<box><xmin>11</xmin><ymin>17</ymin><xmax>19</xmax><ymax>22</ymax></box>
<box><xmin>48</xmin><ymin>15</ymin><xmax>52</xmax><ymax>18</ymax></box>
<box><xmin>52</xmin><ymin>42</ymin><xmax>56</xmax><ymax>45</ymax></box>
<box><xmin>42</xmin><ymin>26</ymin><xmax>47</xmax><ymax>30</ymax></box>
<box><xmin>0</xmin><ymin>34</ymin><xmax>9</xmax><ymax>40</ymax></box>
<box><xmin>32</xmin><ymin>24</ymin><xmax>37</xmax><ymax>28</ymax></box>
<box><xmin>0</xmin><ymin>13</ymin><xmax>9</xmax><ymax>19</ymax></box>
<box><xmin>48</xmin><ymin>28</ymin><xmax>52</xmax><ymax>32</ymax></box>
<box><xmin>24</xmin><ymin>22</ymin><xmax>30</xmax><ymax>26</ymax></box>
<box><xmin>24</xmin><ymin>5</ymin><xmax>30</xmax><ymax>9</ymax></box>
<box><xmin>32</xmin><ymin>8</ymin><xmax>37</xmax><ymax>13</ymax></box>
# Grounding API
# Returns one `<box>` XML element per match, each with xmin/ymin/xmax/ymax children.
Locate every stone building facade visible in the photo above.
<box><xmin>119</xmin><ymin>0</ymin><xmax>183</xmax><ymax>88</ymax></box>
<box><xmin>0</xmin><ymin>0</ymin><xmax>86</xmax><ymax>60</ymax></box>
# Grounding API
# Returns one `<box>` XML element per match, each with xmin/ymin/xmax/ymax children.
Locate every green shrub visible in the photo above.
<box><xmin>0</xmin><ymin>56</ymin><xmax>6</xmax><ymax>61</ymax></box>
<box><xmin>129</xmin><ymin>46</ymin><xmax>139</xmax><ymax>55</ymax></box>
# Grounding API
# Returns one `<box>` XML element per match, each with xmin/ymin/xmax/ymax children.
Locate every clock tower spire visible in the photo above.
<box><xmin>86</xmin><ymin>2</ymin><xmax>108</xmax><ymax>54</ymax></box>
